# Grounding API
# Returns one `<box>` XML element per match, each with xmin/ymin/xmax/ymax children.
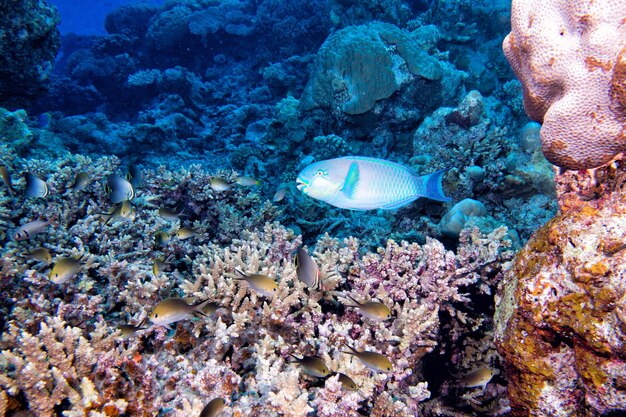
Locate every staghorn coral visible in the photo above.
<box><xmin>504</xmin><ymin>0</ymin><xmax>626</xmax><ymax>170</ymax></box>
<box><xmin>0</xmin><ymin>133</ymin><xmax>515</xmax><ymax>416</ymax></box>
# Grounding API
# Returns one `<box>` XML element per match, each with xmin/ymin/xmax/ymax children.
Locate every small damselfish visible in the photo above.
<box><xmin>296</xmin><ymin>156</ymin><xmax>451</xmax><ymax>210</ymax></box>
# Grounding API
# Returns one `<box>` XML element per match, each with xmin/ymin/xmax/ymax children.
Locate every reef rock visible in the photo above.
<box><xmin>503</xmin><ymin>0</ymin><xmax>626</xmax><ymax>170</ymax></box>
<box><xmin>0</xmin><ymin>0</ymin><xmax>60</xmax><ymax>107</ymax></box>
<box><xmin>495</xmin><ymin>164</ymin><xmax>626</xmax><ymax>416</ymax></box>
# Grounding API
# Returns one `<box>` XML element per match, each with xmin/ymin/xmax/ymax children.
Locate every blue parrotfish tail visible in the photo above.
<box><xmin>422</xmin><ymin>168</ymin><xmax>452</xmax><ymax>202</ymax></box>
<box><xmin>342</xmin><ymin>162</ymin><xmax>360</xmax><ymax>199</ymax></box>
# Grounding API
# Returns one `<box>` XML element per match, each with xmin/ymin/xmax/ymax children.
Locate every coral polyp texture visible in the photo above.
<box><xmin>503</xmin><ymin>0</ymin><xmax>626</xmax><ymax>170</ymax></box>
<box><xmin>495</xmin><ymin>163</ymin><xmax>626</xmax><ymax>416</ymax></box>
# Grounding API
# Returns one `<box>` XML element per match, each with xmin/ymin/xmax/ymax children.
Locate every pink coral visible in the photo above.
<box><xmin>504</xmin><ymin>0</ymin><xmax>626</xmax><ymax>169</ymax></box>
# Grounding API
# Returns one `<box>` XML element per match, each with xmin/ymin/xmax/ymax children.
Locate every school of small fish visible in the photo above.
<box><xmin>1</xmin><ymin>160</ymin><xmax>496</xmax><ymax>415</ymax></box>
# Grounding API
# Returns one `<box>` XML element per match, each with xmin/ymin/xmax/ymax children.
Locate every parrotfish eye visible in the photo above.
<box><xmin>315</xmin><ymin>169</ymin><xmax>327</xmax><ymax>177</ymax></box>
<box><xmin>154</xmin><ymin>314</ymin><xmax>158</xmax><ymax>318</ymax></box>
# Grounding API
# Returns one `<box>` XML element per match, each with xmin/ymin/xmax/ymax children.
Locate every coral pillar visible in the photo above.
<box><xmin>495</xmin><ymin>166</ymin><xmax>626</xmax><ymax>415</ymax></box>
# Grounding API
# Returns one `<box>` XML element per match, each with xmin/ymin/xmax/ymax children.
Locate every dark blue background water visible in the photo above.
<box><xmin>51</xmin><ymin>0</ymin><xmax>163</xmax><ymax>35</ymax></box>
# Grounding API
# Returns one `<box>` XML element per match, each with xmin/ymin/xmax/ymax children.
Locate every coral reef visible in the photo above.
<box><xmin>300</xmin><ymin>21</ymin><xmax>447</xmax><ymax>116</ymax></box>
<box><xmin>495</xmin><ymin>163</ymin><xmax>626</xmax><ymax>415</ymax></box>
<box><xmin>504</xmin><ymin>0</ymin><xmax>626</xmax><ymax>170</ymax></box>
<box><xmin>0</xmin><ymin>0</ymin><xmax>60</xmax><ymax>107</ymax></box>
<box><xmin>0</xmin><ymin>138</ymin><xmax>515</xmax><ymax>415</ymax></box>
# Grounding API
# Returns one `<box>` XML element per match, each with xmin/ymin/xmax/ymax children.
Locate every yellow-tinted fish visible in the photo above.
<box><xmin>0</xmin><ymin>165</ymin><xmax>15</xmax><ymax>195</ymax></box>
<box><xmin>152</xmin><ymin>255</ymin><xmax>173</xmax><ymax>276</ymax></box>
<box><xmin>459</xmin><ymin>367</ymin><xmax>499</xmax><ymax>391</ymax></box>
<box><xmin>13</xmin><ymin>218</ymin><xmax>54</xmax><ymax>241</ymax></box>
<box><xmin>294</xmin><ymin>247</ymin><xmax>319</xmax><ymax>289</ymax></box>
<box><xmin>100</xmin><ymin>200</ymin><xmax>136</xmax><ymax>225</ymax></box>
<box><xmin>49</xmin><ymin>257</ymin><xmax>81</xmax><ymax>284</ymax></box>
<box><xmin>105</xmin><ymin>174</ymin><xmax>135</xmax><ymax>203</ymax></box>
<box><xmin>25</xmin><ymin>247</ymin><xmax>52</xmax><ymax>263</ymax></box>
<box><xmin>234</xmin><ymin>269</ymin><xmax>278</xmax><ymax>297</ymax></box>
<box><xmin>235</xmin><ymin>175</ymin><xmax>260</xmax><ymax>186</ymax></box>
<box><xmin>149</xmin><ymin>297</ymin><xmax>214</xmax><ymax>328</ymax></box>
<box><xmin>272</xmin><ymin>184</ymin><xmax>288</xmax><ymax>202</ymax></box>
<box><xmin>199</xmin><ymin>398</ymin><xmax>226</xmax><ymax>417</ymax></box>
<box><xmin>344</xmin><ymin>295</ymin><xmax>392</xmax><ymax>321</ymax></box>
<box><xmin>126</xmin><ymin>164</ymin><xmax>143</xmax><ymax>188</ymax></box>
<box><xmin>335</xmin><ymin>372</ymin><xmax>358</xmax><ymax>391</ymax></box>
<box><xmin>343</xmin><ymin>345</ymin><xmax>392</xmax><ymax>373</ymax></box>
<box><xmin>69</xmin><ymin>172</ymin><xmax>89</xmax><ymax>190</ymax></box>
<box><xmin>176</xmin><ymin>227</ymin><xmax>196</xmax><ymax>240</ymax></box>
<box><xmin>116</xmin><ymin>323</ymin><xmax>148</xmax><ymax>339</ymax></box>
<box><xmin>154</xmin><ymin>229</ymin><xmax>171</xmax><ymax>246</ymax></box>
<box><xmin>158</xmin><ymin>207</ymin><xmax>185</xmax><ymax>222</ymax></box>
<box><xmin>289</xmin><ymin>354</ymin><xmax>331</xmax><ymax>378</ymax></box>
<box><xmin>24</xmin><ymin>172</ymin><xmax>48</xmax><ymax>198</ymax></box>
<box><xmin>210</xmin><ymin>177</ymin><xmax>231</xmax><ymax>192</ymax></box>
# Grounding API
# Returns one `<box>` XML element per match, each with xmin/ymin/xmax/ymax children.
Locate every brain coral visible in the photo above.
<box><xmin>300</xmin><ymin>21</ymin><xmax>442</xmax><ymax>115</ymax></box>
<box><xmin>503</xmin><ymin>0</ymin><xmax>626</xmax><ymax>170</ymax></box>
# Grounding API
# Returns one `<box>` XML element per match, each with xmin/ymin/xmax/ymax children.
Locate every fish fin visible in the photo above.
<box><xmin>419</xmin><ymin>168</ymin><xmax>452</xmax><ymax>202</ymax></box>
<box><xmin>192</xmin><ymin>298</ymin><xmax>215</xmax><ymax>317</ymax></box>
<box><xmin>379</xmin><ymin>196</ymin><xmax>419</xmax><ymax>210</ymax></box>
<box><xmin>342</xmin><ymin>343</ymin><xmax>357</xmax><ymax>356</ymax></box>
<box><xmin>233</xmin><ymin>269</ymin><xmax>247</xmax><ymax>280</ymax></box>
<box><xmin>342</xmin><ymin>162</ymin><xmax>360</xmax><ymax>200</ymax></box>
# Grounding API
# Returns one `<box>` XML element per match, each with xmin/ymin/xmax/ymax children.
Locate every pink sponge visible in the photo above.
<box><xmin>503</xmin><ymin>0</ymin><xmax>626</xmax><ymax>170</ymax></box>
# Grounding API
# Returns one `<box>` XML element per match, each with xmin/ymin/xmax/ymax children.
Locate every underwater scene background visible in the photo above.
<box><xmin>1</xmin><ymin>0</ymin><xmax>625</xmax><ymax>416</ymax></box>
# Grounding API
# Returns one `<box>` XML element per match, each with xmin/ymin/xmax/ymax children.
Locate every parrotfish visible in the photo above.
<box><xmin>199</xmin><ymin>398</ymin><xmax>226</xmax><ymax>417</ymax></box>
<box><xmin>343</xmin><ymin>344</ymin><xmax>393</xmax><ymax>373</ymax></box>
<box><xmin>24</xmin><ymin>172</ymin><xmax>49</xmax><ymax>199</ymax></box>
<box><xmin>296</xmin><ymin>156</ymin><xmax>451</xmax><ymax>210</ymax></box>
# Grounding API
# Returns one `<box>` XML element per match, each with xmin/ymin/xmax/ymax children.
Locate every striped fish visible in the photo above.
<box><xmin>296</xmin><ymin>156</ymin><xmax>451</xmax><ymax>210</ymax></box>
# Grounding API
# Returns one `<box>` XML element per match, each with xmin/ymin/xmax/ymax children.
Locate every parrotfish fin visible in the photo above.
<box><xmin>420</xmin><ymin>168</ymin><xmax>452</xmax><ymax>202</ymax></box>
<box><xmin>342</xmin><ymin>162</ymin><xmax>360</xmax><ymax>199</ymax></box>
<box><xmin>380</xmin><ymin>196</ymin><xmax>419</xmax><ymax>210</ymax></box>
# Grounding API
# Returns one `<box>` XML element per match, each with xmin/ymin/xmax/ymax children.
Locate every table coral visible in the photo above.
<box><xmin>503</xmin><ymin>0</ymin><xmax>626</xmax><ymax>170</ymax></box>
<box><xmin>495</xmin><ymin>163</ymin><xmax>626</xmax><ymax>415</ymax></box>
<box><xmin>300</xmin><ymin>21</ymin><xmax>443</xmax><ymax>115</ymax></box>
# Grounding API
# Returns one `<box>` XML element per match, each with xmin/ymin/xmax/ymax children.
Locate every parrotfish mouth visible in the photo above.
<box><xmin>296</xmin><ymin>178</ymin><xmax>306</xmax><ymax>192</ymax></box>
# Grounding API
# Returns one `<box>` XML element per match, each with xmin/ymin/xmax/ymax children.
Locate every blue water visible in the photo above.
<box><xmin>51</xmin><ymin>0</ymin><xmax>164</xmax><ymax>35</ymax></box>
